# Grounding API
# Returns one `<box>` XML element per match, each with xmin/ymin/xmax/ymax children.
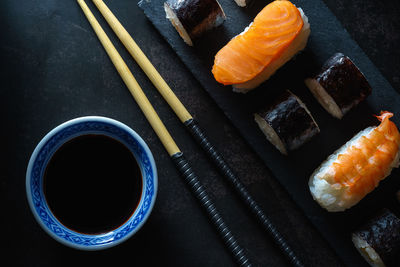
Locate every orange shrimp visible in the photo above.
<box><xmin>333</xmin><ymin>112</ymin><xmax>400</xmax><ymax>195</ymax></box>
<box><xmin>309</xmin><ymin>111</ymin><xmax>400</xmax><ymax>212</ymax></box>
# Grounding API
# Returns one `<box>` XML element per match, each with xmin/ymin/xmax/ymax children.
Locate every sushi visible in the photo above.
<box><xmin>309</xmin><ymin>111</ymin><xmax>400</xmax><ymax>212</ymax></box>
<box><xmin>305</xmin><ymin>53</ymin><xmax>372</xmax><ymax>119</ymax></box>
<box><xmin>164</xmin><ymin>0</ymin><xmax>226</xmax><ymax>46</ymax></box>
<box><xmin>212</xmin><ymin>0</ymin><xmax>310</xmax><ymax>93</ymax></box>
<box><xmin>352</xmin><ymin>209</ymin><xmax>400</xmax><ymax>267</ymax></box>
<box><xmin>254</xmin><ymin>90</ymin><xmax>320</xmax><ymax>155</ymax></box>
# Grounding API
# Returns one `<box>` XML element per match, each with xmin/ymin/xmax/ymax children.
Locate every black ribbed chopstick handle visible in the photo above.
<box><xmin>171</xmin><ymin>152</ymin><xmax>252</xmax><ymax>267</ymax></box>
<box><xmin>184</xmin><ymin>119</ymin><xmax>305</xmax><ymax>267</ymax></box>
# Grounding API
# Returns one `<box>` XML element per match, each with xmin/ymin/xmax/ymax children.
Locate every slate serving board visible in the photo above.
<box><xmin>139</xmin><ymin>0</ymin><xmax>400</xmax><ymax>265</ymax></box>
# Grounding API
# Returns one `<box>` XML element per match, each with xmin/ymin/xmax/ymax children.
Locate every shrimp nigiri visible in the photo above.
<box><xmin>309</xmin><ymin>111</ymin><xmax>400</xmax><ymax>212</ymax></box>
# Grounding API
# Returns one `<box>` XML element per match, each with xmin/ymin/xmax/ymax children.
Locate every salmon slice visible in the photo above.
<box><xmin>212</xmin><ymin>0</ymin><xmax>310</xmax><ymax>92</ymax></box>
<box><xmin>309</xmin><ymin>111</ymin><xmax>400</xmax><ymax>212</ymax></box>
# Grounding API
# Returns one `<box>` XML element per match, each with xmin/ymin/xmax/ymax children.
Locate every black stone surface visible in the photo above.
<box><xmin>140</xmin><ymin>0</ymin><xmax>400</xmax><ymax>265</ymax></box>
<box><xmin>1</xmin><ymin>0</ymin><xmax>399</xmax><ymax>266</ymax></box>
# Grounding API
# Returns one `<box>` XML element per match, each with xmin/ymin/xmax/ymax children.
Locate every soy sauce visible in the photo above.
<box><xmin>44</xmin><ymin>134</ymin><xmax>142</xmax><ymax>234</ymax></box>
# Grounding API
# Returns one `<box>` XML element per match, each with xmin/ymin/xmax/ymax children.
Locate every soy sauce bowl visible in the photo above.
<box><xmin>26</xmin><ymin>116</ymin><xmax>158</xmax><ymax>250</ymax></box>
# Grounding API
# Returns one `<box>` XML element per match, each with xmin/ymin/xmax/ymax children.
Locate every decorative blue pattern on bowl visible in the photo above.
<box><xmin>26</xmin><ymin>117</ymin><xmax>158</xmax><ymax>250</ymax></box>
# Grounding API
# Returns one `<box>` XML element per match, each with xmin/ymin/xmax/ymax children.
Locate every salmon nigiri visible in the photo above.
<box><xmin>212</xmin><ymin>0</ymin><xmax>310</xmax><ymax>93</ymax></box>
<box><xmin>309</xmin><ymin>112</ymin><xmax>400</xmax><ymax>212</ymax></box>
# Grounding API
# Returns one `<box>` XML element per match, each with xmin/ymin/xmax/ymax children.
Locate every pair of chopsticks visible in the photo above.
<box><xmin>77</xmin><ymin>0</ymin><xmax>250</xmax><ymax>266</ymax></box>
<box><xmin>77</xmin><ymin>1</ymin><xmax>304</xmax><ymax>266</ymax></box>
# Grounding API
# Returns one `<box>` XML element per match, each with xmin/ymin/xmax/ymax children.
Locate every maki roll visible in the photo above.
<box><xmin>164</xmin><ymin>0</ymin><xmax>226</xmax><ymax>46</ymax></box>
<box><xmin>254</xmin><ymin>90</ymin><xmax>320</xmax><ymax>155</ymax></box>
<box><xmin>309</xmin><ymin>112</ymin><xmax>400</xmax><ymax>212</ymax></box>
<box><xmin>212</xmin><ymin>0</ymin><xmax>310</xmax><ymax>92</ymax></box>
<box><xmin>352</xmin><ymin>209</ymin><xmax>400</xmax><ymax>267</ymax></box>
<box><xmin>305</xmin><ymin>53</ymin><xmax>372</xmax><ymax>119</ymax></box>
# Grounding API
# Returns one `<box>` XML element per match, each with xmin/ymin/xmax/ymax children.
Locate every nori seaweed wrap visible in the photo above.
<box><xmin>352</xmin><ymin>209</ymin><xmax>400</xmax><ymax>267</ymax></box>
<box><xmin>164</xmin><ymin>0</ymin><xmax>226</xmax><ymax>46</ymax></box>
<box><xmin>305</xmin><ymin>53</ymin><xmax>372</xmax><ymax>119</ymax></box>
<box><xmin>254</xmin><ymin>90</ymin><xmax>320</xmax><ymax>155</ymax></box>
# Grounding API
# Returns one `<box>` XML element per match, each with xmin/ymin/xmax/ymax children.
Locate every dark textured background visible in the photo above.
<box><xmin>1</xmin><ymin>0</ymin><xmax>399</xmax><ymax>266</ymax></box>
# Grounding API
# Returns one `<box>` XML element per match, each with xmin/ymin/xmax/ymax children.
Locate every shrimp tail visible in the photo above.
<box><xmin>375</xmin><ymin>111</ymin><xmax>394</xmax><ymax>122</ymax></box>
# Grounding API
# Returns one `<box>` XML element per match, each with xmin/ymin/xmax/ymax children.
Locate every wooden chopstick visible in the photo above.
<box><xmin>76</xmin><ymin>1</ymin><xmax>251</xmax><ymax>266</ymax></box>
<box><xmin>77</xmin><ymin>0</ymin><xmax>179</xmax><ymax>156</ymax></box>
<box><xmin>90</xmin><ymin>1</ymin><xmax>305</xmax><ymax>266</ymax></box>
<box><xmin>92</xmin><ymin>0</ymin><xmax>192</xmax><ymax>124</ymax></box>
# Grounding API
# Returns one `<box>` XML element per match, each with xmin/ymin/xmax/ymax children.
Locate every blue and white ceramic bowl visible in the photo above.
<box><xmin>26</xmin><ymin>116</ymin><xmax>158</xmax><ymax>250</ymax></box>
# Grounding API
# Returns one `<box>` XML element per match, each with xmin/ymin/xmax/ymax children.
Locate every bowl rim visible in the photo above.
<box><xmin>25</xmin><ymin>116</ymin><xmax>158</xmax><ymax>250</ymax></box>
